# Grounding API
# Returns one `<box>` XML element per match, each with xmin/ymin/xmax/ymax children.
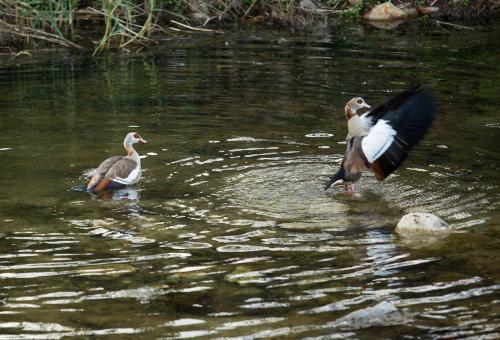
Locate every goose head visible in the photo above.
<box><xmin>124</xmin><ymin>132</ymin><xmax>147</xmax><ymax>149</ymax></box>
<box><xmin>345</xmin><ymin>97</ymin><xmax>371</xmax><ymax>120</ymax></box>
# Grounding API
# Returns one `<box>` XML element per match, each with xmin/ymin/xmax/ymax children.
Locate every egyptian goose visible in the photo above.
<box><xmin>325</xmin><ymin>85</ymin><xmax>437</xmax><ymax>193</ymax></box>
<box><xmin>87</xmin><ymin>132</ymin><xmax>147</xmax><ymax>192</ymax></box>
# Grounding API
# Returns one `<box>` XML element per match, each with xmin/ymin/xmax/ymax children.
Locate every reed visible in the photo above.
<box><xmin>0</xmin><ymin>0</ymin><xmax>166</xmax><ymax>52</ymax></box>
<box><xmin>0</xmin><ymin>0</ymin><xmax>83</xmax><ymax>50</ymax></box>
<box><xmin>93</xmin><ymin>0</ymin><xmax>162</xmax><ymax>53</ymax></box>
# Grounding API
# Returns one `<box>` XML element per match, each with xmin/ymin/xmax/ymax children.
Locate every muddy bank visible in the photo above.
<box><xmin>0</xmin><ymin>0</ymin><xmax>498</xmax><ymax>53</ymax></box>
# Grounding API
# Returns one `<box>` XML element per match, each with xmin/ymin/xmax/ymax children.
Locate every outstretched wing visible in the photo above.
<box><xmin>361</xmin><ymin>86</ymin><xmax>437</xmax><ymax>180</ymax></box>
<box><xmin>363</xmin><ymin>85</ymin><xmax>423</xmax><ymax>124</ymax></box>
<box><xmin>359</xmin><ymin>86</ymin><xmax>424</xmax><ymax>133</ymax></box>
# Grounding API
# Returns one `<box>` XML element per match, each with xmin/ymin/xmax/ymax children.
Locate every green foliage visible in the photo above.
<box><xmin>10</xmin><ymin>0</ymin><xmax>79</xmax><ymax>36</ymax></box>
<box><xmin>341</xmin><ymin>5</ymin><xmax>363</xmax><ymax>18</ymax></box>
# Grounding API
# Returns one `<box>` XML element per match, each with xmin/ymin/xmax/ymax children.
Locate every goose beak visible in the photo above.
<box><xmin>363</xmin><ymin>103</ymin><xmax>371</xmax><ymax>109</ymax></box>
<box><xmin>139</xmin><ymin>138</ymin><xmax>148</xmax><ymax>144</ymax></box>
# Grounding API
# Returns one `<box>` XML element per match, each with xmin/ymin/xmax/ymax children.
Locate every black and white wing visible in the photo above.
<box><xmin>361</xmin><ymin>85</ymin><xmax>437</xmax><ymax>180</ymax></box>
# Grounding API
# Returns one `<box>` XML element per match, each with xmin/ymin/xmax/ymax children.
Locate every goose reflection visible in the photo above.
<box><xmin>71</xmin><ymin>183</ymin><xmax>141</xmax><ymax>202</ymax></box>
<box><xmin>94</xmin><ymin>186</ymin><xmax>141</xmax><ymax>201</ymax></box>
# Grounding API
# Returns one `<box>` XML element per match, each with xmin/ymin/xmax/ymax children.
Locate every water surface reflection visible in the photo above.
<box><xmin>0</xmin><ymin>23</ymin><xmax>499</xmax><ymax>338</ymax></box>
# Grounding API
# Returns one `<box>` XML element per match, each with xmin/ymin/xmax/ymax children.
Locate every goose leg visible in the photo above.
<box><xmin>345</xmin><ymin>182</ymin><xmax>357</xmax><ymax>194</ymax></box>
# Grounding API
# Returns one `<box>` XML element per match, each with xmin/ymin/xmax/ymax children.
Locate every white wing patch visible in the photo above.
<box><xmin>113</xmin><ymin>166</ymin><xmax>141</xmax><ymax>185</ymax></box>
<box><xmin>360</xmin><ymin>111</ymin><xmax>374</xmax><ymax>129</ymax></box>
<box><xmin>361</xmin><ymin>119</ymin><xmax>396</xmax><ymax>163</ymax></box>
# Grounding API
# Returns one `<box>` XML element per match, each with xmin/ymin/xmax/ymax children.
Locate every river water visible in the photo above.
<box><xmin>0</xmin><ymin>22</ymin><xmax>499</xmax><ymax>338</ymax></box>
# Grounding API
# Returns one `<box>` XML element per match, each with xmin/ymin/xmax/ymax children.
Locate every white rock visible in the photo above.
<box><xmin>364</xmin><ymin>2</ymin><xmax>408</xmax><ymax>21</ymax></box>
<box><xmin>396</xmin><ymin>213</ymin><xmax>450</xmax><ymax>235</ymax></box>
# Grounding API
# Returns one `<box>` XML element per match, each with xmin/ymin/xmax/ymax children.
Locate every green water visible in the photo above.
<box><xmin>0</xmin><ymin>22</ymin><xmax>499</xmax><ymax>338</ymax></box>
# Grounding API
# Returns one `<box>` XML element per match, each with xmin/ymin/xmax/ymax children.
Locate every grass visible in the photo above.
<box><xmin>0</xmin><ymin>0</ymin><xmax>165</xmax><ymax>52</ymax></box>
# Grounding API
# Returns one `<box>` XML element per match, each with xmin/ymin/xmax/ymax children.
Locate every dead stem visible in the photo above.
<box><xmin>0</xmin><ymin>18</ymin><xmax>84</xmax><ymax>49</ymax></box>
<box><xmin>170</xmin><ymin>19</ymin><xmax>224</xmax><ymax>33</ymax></box>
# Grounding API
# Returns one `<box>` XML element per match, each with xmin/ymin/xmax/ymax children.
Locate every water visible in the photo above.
<box><xmin>0</xmin><ymin>22</ymin><xmax>499</xmax><ymax>338</ymax></box>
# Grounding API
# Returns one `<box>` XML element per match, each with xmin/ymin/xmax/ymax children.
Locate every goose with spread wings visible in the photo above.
<box><xmin>325</xmin><ymin>85</ymin><xmax>437</xmax><ymax>193</ymax></box>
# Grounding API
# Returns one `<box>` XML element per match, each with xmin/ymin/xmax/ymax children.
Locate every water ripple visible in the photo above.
<box><xmin>1</xmin><ymin>27</ymin><xmax>499</xmax><ymax>339</ymax></box>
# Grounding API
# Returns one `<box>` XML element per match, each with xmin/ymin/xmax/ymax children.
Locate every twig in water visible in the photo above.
<box><xmin>435</xmin><ymin>20</ymin><xmax>474</xmax><ymax>30</ymax></box>
<box><xmin>170</xmin><ymin>20</ymin><xmax>224</xmax><ymax>34</ymax></box>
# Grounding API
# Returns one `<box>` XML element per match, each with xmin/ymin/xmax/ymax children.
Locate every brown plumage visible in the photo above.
<box><xmin>369</xmin><ymin>161</ymin><xmax>386</xmax><ymax>181</ymax></box>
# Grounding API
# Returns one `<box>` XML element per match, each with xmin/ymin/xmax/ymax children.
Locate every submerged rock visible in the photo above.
<box><xmin>364</xmin><ymin>2</ymin><xmax>408</xmax><ymax>21</ymax></box>
<box><xmin>367</xmin><ymin>20</ymin><xmax>405</xmax><ymax>30</ymax></box>
<box><xmin>336</xmin><ymin>301</ymin><xmax>405</xmax><ymax>329</ymax></box>
<box><xmin>396</xmin><ymin>212</ymin><xmax>450</xmax><ymax>235</ymax></box>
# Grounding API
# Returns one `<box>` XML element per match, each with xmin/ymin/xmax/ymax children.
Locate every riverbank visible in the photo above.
<box><xmin>0</xmin><ymin>0</ymin><xmax>498</xmax><ymax>54</ymax></box>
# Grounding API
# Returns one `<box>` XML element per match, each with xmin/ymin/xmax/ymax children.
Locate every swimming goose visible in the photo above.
<box><xmin>87</xmin><ymin>132</ymin><xmax>147</xmax><ymax>192</ymax></box>
<box><xmin>325</xmin><ymin>85</ymin><xmax>437</xmax><ymax>193</ymax></box>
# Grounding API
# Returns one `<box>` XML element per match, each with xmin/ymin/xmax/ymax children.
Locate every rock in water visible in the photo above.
<box><xmin>364</xmin><ymin>2</ymin><xmax>408</xmax><ymax>21</ymax></box>
<box><xmin>367</xmin><ymin>20</ymin><xmax>405</xmax><ymax>30</ymax></box>
<box><xmin>336</xmin><ymin>301</ymin><xmax>404</xmax><ymax>329</ymax></box>
<box><xmin>396</xmin><ymin>213</ymin><xmax>450</xmax><ymax>235</ymax></box>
